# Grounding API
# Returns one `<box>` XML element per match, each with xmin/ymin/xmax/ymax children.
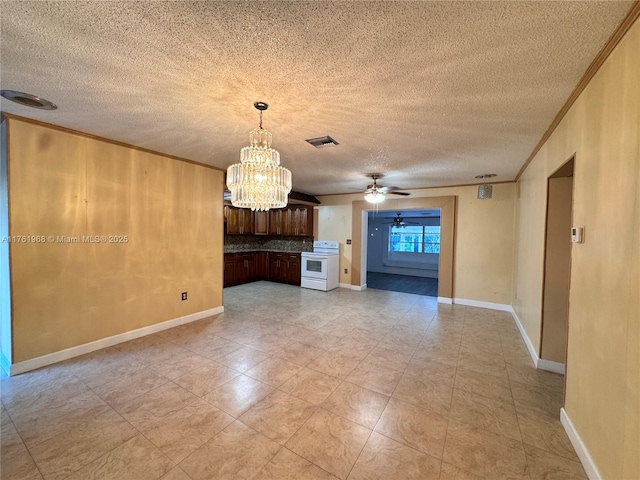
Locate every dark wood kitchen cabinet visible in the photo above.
<box><xmin>289</xmin><ymin>206</ymin><xmax>313</xmax><ymax>236</ymax></box>
<box><xmin>235</xmin><ymin>253</ymin><xmax>255</xmax><ymax>284</ymax></box>
<box><xmin>268</xmin><ymin>209</ymin><xmax>290</xmax><ymax>235</ymax></box>
<box><xmin>254</xmin><ymin>211</ymin><xmax>269</xmax><ymax>235</ymax></box>
<box><xmin>224</xmin><ymin>251</ymin><xmax>300</xmax><ymax>287</ymax></box>
<box><xmin>224</xmin><ymin>206</ymin><xmax>254</xmax><ymax>235</ymax></box>
<box><xmin>267</xmin><ymin>252</ymin><xmax>301</xmax><ymax>285</ymax></box>
<box><xmin>268</xmin><ymin>252</ymin><xmax>287</xmax><ymax>283</ymax></box>
<box><xmin>255</xmin><ymin>251</ymin><xmax>268</xmax><ymax>279</ymax></box>
<box><xmin>223</xmin><ymin>254</ymin><xmax>237</xmax><ymax>286</ymax></box>
<box><xmin>286</xmin><ymin>253</ymin><xmax>301</xmax><ymax>285</ymax></box>
<box><xmin>267</xmin><ymin>206</ymin><xmax>313</xmax><ymax>237</ymax></box>
<box><xmin>225</xmin><ymin>205</ymin><xmax>313</xmax><ymax>237</ymax></box>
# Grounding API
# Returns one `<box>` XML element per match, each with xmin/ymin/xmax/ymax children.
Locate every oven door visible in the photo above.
<box><xmin>301</xmin><ymin>255</ymin><xmax>327</xmax><ymax>279</ymax></box>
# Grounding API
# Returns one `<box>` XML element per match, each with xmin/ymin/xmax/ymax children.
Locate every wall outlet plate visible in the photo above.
<box><xmin>181</xmin><ymin>292</ymin><xmax>188</xmax><ymax>301</ymax></box>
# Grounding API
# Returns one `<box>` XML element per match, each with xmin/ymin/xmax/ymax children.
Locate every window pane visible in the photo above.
<box><xmin>389</xmin><ymin>224</ymin><xmax>441</xmax><ymax>254</ymax></box>
<box><xmin>423</xmin><ymin>243</ymin><xmax>440</xmax><ymax>253</ymax></box>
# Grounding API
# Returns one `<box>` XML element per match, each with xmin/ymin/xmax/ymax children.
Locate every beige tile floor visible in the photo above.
<box><xmin>1</xmin><ymin>282</ymin><xmax>587</xmax><ymax>480</ymax></box>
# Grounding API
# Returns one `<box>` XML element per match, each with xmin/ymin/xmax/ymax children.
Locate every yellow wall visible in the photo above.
<box><xmin>540</xmin><ymin>176</ymin><xmax>573</xmax><ymax>364</ymax></box>
<box><xmin>514</xmin><ymin>20</ymin><xmax>639</xmax><ymax>479</ymax></box>
<box><xmin>7</xmin><ymin>119</ymin><xmax>224</xmax><ymax>363</ymax></box>
<box><xmin>0</xmin><ymin>119</ymin><xmax>11</xmax><ymax>363</ymax></box>
<box><xmin>316</xmin><ymin>182</ymin><xmax>516</xmax><ymax>305</ymax></box>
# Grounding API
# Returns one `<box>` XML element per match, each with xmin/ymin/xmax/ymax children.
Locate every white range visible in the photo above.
<box><xmin>300</xmin><ymin>241</ymin><xmax>340</xmax><ymax>291</ymax></box>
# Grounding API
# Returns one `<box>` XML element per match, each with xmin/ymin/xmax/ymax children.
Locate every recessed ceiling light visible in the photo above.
<box><xmin>1</xmin><ymin>90</ymin><xmax>57</xmax><ymax>110</ymax></box>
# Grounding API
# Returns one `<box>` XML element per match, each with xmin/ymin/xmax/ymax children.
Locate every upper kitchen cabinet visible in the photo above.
<box><xmin>268</xmin><ymin>208</ymin><xmax>291</xmax><ymax>235</ymax></box>
<box><xmin>225</xmin><ymin>204</ymin><xmax>314</xmax><ymax>237</ymax></box>
<box><xmin>289</xmin><ymin>206</ymin><xmax>313</xmax><ymax>236</ymax></box>
<box><xmin>269</xmin><ymin>205</ymin><xmax>314</xmax><ymax>236</ymax></box>
<box><xmin>254</xmin><ymin>211</ymin><xmax>269</xmax><ymax>235</ymax></box>
<box><xmin>224</xmin><ymin>205</ymin><xmax>254</xmax><ymax>235</ymax></box>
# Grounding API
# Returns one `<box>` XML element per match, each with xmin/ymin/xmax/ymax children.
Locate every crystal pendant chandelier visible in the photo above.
<box><xmin>227</xmin><ymin>102</ymin><xmax>292</xmax><ymax>211</ymax></box>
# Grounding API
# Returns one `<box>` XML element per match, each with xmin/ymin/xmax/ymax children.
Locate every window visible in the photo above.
<box><xmin>389</xmin><ymin>225</ymin><xmax>440</xmax><ymax>253</ymax></box>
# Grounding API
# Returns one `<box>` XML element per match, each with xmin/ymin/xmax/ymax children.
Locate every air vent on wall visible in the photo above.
<box><xmin>305</xmin><ymin>136</ymin><xmax>339</xmax><ymax>148</ymax></box>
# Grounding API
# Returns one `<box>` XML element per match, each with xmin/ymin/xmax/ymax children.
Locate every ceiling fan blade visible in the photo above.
<box><xmin>388</xmin><ymin>191</ymin><xmax>410</xmax><ymax>196</ymax></box>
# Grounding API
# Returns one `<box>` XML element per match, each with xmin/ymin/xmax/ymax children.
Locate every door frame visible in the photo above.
<box><xmin>351</xmin><ymin>196</ymin><xmax>456</xmax><ymax>301</ymax></box>
<box><xmin>539</xmin><ymin>155</ymin><xmax>575</xmax><ymax>381</ymax></box>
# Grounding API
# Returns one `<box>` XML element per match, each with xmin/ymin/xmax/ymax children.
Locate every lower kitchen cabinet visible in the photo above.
<box><xmin>224</xmin><ymin>251</ymin><xmax>301</xmax><ymax>287</ymax></box>
<box><xmin>267</xmin><ymin>252</ymin><xmax>301</xmax><ymax>285</ymax></box>
<box><xmin>255</xmin><ymin>251</ymin><xmax>268</xmax><ymax>278</ymax></box>
<box><xmin>224</xmin><ymin>254</ymin><xmax>237</xmax><ymax>286</ymax></box>
<box><xmin>287</xmin><ymin>253</ymin><xmax>301</xmax><ymax>285</ymax></box>
<box><xmin>235</xmin><ymin>253</ymin><xmax>255</xmax><ymax>284</ymax></box>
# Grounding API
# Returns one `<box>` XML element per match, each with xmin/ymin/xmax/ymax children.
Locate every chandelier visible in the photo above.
<box><xmin>227</xmin><ymin>102</ymin><xmax>292</xmax><ymax>211</ymax></box>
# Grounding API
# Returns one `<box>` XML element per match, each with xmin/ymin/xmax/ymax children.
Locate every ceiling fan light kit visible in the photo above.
<box><xmin>475</xmin><ymin>174</ymin><xmax>497</xmax><ymax>200</ymax></box>
<box><xmin>385</xmin><ymin>212</ymin><xmax>419</xmax><ymax>228</ymax></box>
<box><xmin>226</xmin><ymin>102</ymin><xmax>292</xmax><ymax>211</ymax></box>
<box><xmin>365</xmin><ymin>191</ymin><xmax>386</xmax><ymax>204</ymax></box>
<box><xmin>363</xmin><ymin>174</ymin><xmax>410</xmax><ymax>203</ymax></box>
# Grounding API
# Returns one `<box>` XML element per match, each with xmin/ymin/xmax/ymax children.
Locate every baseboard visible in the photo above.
<box><xmin>508</xmin><ymin>307</ymin><xmax>540</xmax><ymax>368</ymax></box>
<box><xmin>560</xmin><ymin>408</ymin><xmax>602</xmax><ymax>480</ymax></box>
<box><xmin>351</xmin><ymin>284</ymin><xmax>367</xmax><ymax>291</ymax></box>
<box><xmin>453</xmin><ymin>298</ymin><xmax>512</xmax><ymax>311</ymax></box>
<box><xmin>537</xmin><ymin>358</ymin><xmax>566</xmax><ymax>375</ymax></box>
<box><xmin>437</xmin><ymin>297</ymin><xmax>452</xmax><ymax>304</ymax></box>
<box><xmin>7</xmin><ymin>306</ymin><xmax>224</xmax><ymax>376</ymax></box>
<box><xmin>339</xmin><ymin>283</ymin><xmax>352</xmax><ymax>289</ymax></box>
<box><xmin>0</xmin><ymin>350</ymin><xmax>10</xmax><ymax>376</ymax></box>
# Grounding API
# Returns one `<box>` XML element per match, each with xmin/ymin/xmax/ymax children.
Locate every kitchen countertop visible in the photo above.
<box><xmin>223</xmin><ymin>248</ymin><xmax>310</xmax><ymax>254</ymax></box>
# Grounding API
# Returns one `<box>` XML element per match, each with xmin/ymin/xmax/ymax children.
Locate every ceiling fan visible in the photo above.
<box><xmin>363</xmin><ymin>174</ymin><xmax>410</xmax><ymax>203</ymax></box>
<box><xmin>384</xmin><ymin>212</ymin><xmax>419</xmax><ymax>228</ymax></box>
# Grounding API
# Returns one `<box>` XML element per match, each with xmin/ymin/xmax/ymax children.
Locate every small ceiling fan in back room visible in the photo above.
<box><xmin>384</xmin><ymin>212</ymin><xmax>419</xmax><ymax>228</ymax></box>
<box><xmin>363</xmin><ymin>174</ymin><xmax>410</xmax><ymax>204</ymax></box>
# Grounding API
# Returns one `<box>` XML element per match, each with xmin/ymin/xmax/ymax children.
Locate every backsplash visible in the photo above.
<box><xmin>224</xmin><ymin>235</ymin><xmax>314</xmax><ymax>253</ymax></box>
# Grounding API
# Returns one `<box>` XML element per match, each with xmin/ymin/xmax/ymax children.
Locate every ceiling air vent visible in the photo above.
<box><xmin>305</xmin><ymin>136</ymin><xmax>339</xmax><ymax>148</ymax></box>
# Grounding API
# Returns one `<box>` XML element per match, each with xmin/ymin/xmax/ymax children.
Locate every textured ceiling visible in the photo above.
<box><xmin>0</xmin><ymin>1</ymin><xmax>633</xmax><ymax>196</ymax></box>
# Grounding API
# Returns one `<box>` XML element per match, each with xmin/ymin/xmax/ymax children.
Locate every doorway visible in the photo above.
<box><xmin>352</xmin><ymin>195</ymin><xmax>456</xmax><ymax>301</ymax></box>
<box><xmin>365</xmin><ymin>209</ymin><xmax>440</xmax><ymax>297</ymax></box>
<box><xmin>539</xmin><ymin>157</ymin><xmax>574</xmax><ymax>375</ymax></box>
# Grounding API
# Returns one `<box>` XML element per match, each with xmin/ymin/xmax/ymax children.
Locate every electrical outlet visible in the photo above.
<box><xmin>181</xmin><ymin>292</ymin><xmax>187</xmax><ymax>301</ymax></box>
<box><xmin>344</xmin><ymin>268</ymin><xmax>348</xmax><ymax>274</ymax></box>
<box><xmin>346</xmin><ymin>239</ymin><xmax>352</xmax><ymax>245</ymax></box>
